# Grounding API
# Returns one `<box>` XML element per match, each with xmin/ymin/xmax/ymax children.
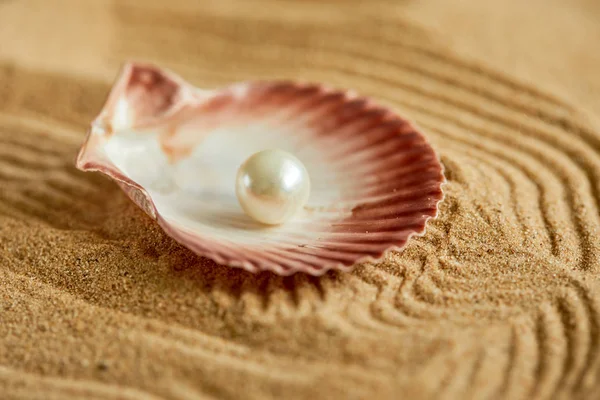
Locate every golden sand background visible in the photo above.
<box><xmin>1</xmin><ymin>0</ymin><xmax>600</xmax><ymax>398</ymax></box>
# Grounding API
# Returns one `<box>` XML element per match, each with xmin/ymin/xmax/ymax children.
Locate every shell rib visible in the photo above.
<box><xmin>76</xmin><ymin>62</ymin><xmax>445</xmax><ymax>275</ymax></box>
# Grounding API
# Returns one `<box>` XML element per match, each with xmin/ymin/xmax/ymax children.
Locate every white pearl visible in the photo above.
<box><xmin>236</xmin><ymin>149</ymin><xmax>310</xmax><ymax>225</ymax></box>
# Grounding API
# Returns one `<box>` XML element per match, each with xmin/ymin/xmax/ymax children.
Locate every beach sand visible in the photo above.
<box><xmin>1</xmin><ymin>0</ymin><xmax>600</xmax><ymax>398</ymax></box>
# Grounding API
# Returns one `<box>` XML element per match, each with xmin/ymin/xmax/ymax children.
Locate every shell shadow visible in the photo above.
<box><xmin>153</xmin><ymin>240</ymin><xmax>338</xmax><ymax>306</ymax></box>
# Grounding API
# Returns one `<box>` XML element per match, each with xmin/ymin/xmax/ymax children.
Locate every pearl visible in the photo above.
<box><xmin>236</xmin><ymin>149</ymin><xmax>310</xmax><ymax>225</ymax></box>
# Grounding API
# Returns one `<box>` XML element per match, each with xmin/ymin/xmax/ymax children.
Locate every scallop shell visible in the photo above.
<box><xmin>76</xmin><ymin>62</ymin><xmax>445</xmax><ymax>275</ymax></box>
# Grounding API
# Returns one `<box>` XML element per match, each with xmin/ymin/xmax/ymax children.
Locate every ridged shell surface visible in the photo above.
<box><xmin>76</xmin><ymin>63</ymin><xmax>445</xmax><ymax>275</ymax></box>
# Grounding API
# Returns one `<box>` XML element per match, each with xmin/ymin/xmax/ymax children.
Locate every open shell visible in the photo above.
<box><xmin>76</xmin><ymin>62</ymin><xmax>445</xmax><ymax>275</ymax></box>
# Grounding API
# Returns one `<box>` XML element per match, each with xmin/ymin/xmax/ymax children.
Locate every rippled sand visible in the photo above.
<box><xmin>1</xmin><ymin>1</ymin><xmax>600</xmax><ymax>399</ymax></box>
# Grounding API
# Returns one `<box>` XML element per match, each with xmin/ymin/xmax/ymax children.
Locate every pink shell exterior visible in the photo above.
<box><xmin>76</xmin><ymin>62</ymin><xmax>445</xmax><ymax>275</ymax></box>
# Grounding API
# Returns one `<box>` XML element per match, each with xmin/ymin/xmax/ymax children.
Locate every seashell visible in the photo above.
<box><xmin>76</xmin><ymin>62</ymin><xmax>445</xmax><ymax>275</ymax></box>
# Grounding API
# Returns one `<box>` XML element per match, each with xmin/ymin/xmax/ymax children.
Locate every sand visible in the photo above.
<box><xmin>1</xmin><ymin>0</ymin><xmax>600</xmax><ymax>399</ymax></box>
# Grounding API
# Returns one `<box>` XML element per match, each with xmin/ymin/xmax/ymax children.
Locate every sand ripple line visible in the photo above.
<box><xmin>0</xmin><ymin>119</ymin><xmax>121</xmax><ymax>230</ymax></box>
<box><xmin>116</xmin><ymin>3</ymin><xmax>566</xmax><ymax>111</ymax></box>
<box><xmin>530</xmin><ymin>303</ymin><xmax>569</xmax><ymax>399</ymax></box>
<box><xmin>522</xmin><ymin>280</ymin><xmax>600</xmax><ymax>399</ymax></box>
<box><xmin>428</xmin><ymin>123</ymin><xmax>564</xmax><ymax>258</ymax></box>
<box><xmin>423</xmin><ymin>119</ymin><xmax>585</xmax><ymax>264</ymax></box>
<box><xmin>566</xmin><ymin>277</ymin><xmax>600</xmax><ymax>394</ymax></box>
<box><xmin>0</xmin><ymin>365</ymin><xmax>163</xmax><ymax>400</ymax></box>
<box><xmin>2</xmin><ymin>266</ymin><xmax>390</xmax><ymax>395</ymax></box>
